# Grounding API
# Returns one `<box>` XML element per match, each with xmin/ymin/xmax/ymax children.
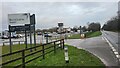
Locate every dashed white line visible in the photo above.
<box><xmin>102</xmin><ymin>36</ymin><xmax>120</xmax><ymax>61</ymax></box>
<box><xmin>102</xmin><ymin>37</ymin><xmax>105</xmax><ymax>41</ymax></box>
<box><xmin>112</xmin><ymin>48</ymin><xmax>116</xmax><ymax>52</ymax></box>
<box><xmin>114</xmin><ymin>52</ymin><xmax>119</xmax><ymax>55</ymax></box>
<box><xmin>116</xmin><ymin>55</ymin><xmax>120</xmax><ymax>59</ymax></box>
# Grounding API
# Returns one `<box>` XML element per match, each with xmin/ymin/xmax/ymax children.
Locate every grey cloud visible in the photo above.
<box><xmin>1</xmin><ymin>2</ymin><xmax>118</xmax><ymax>30</ymax></box>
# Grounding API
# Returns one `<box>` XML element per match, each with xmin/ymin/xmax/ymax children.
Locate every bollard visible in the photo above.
<box><xmin>64</xmin><ymin>46</ymin><xmax>69</xmax><ymax>63</ymax></box>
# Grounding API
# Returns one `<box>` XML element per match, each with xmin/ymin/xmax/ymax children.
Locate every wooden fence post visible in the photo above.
<box><xmin>42</xmin><ymin>45</ymin><xmax>45</xmax><ymax>59</ymax></box>
<box><xmin>54</xmin><ymin>42</ymin><xmax>56</xmax><ymax>53</ymax></box>
<box><xmin>22</xmin><ymin>50</ymin><xmax>25</xmax><ymax>68</ymax></box>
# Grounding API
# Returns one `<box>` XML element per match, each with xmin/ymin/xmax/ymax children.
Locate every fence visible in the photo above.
<box><xmin>0</xmin><ymin>39</ymin><xmax>64</xmax><ymax>68</ymax></box>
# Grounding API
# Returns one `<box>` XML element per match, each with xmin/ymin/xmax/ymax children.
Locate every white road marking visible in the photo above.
<box><xmin>116</xmin><ymin>55</ymin><xmax>120</xmax><ymax>59</ymax></box>
<box><xmin>103</xmin><ymin>36</ymin><xmax>120</xmax><ymax>61</ymax></box>
<box><xmin>114</xmin><ymin>52</ymin><xmax>119</xmax><ymax>55</ymax></box>
<box><xmin>102</xmin><ymin>37</ymin><xmax>105</xmax><ymax>41</ymax></box>
<box><xmin>103</xmin><ymin>37</ymin><xmax>113</xmax><ymax>47</ymax></box>
<box><xmin>112</xmin><ymin>48</ymin><xmax>116</xmax><ymax>52</ymax></box>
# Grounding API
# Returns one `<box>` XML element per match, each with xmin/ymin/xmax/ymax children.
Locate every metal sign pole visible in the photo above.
<box><xmin>30</xmin><ymin>14</ymin><xmax>36</xmax><ymax>50</ymax></box>
<box><xmin>9</xmin><ymin>25</ymin><xmax>12</xmax><ymax>53</ymax></box>
<box><xmin>33</xmin><ymin>24</ymin><xmax>36</xmax><ymax>50</ymax></box>
<box><xmin>60</xmin><ymin>27</ymin><xmax>62</xmax><ymax>39</ymax></box>
<box><xmin>30</xmin><ymin>25</ymin><xmax>32</xmax><ymax>52</ymax></box>
<box><xmin>25</xmin><ymin>29</ymin><xmax>27</xmax><ymax>49</ymax></box>
<box><xmin>42</xmin><ymin>33</ymin><xmax>44</xmax><ymax>44</ymax></box>
<box><xmin>79</xmin><ymin>26</ymin><xmax>81</xmax><ymax>39</ymax></box>
<box><xmin>46</xmin><ymin>33</ymin><xmax>48</xmax><ymax>43</ymax></box>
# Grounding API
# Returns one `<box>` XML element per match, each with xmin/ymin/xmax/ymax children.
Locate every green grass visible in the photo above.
<box><xmin>1</xmin><ymin>43</ymin><xmax>54</xmax><ymax>66</ymax></box>
<box><xmin>86</xmin><ymin>31</ymin><xmax>102</xmax><ymax>38</ymax></box>
<box><xmin>67</xmin><ymin>34</ymin><xmax>80</xmax><ymax>39</ymax></box>
<box><xmin>67</xmin><ymin>31</ymin><xmax>102</xmax><ymax>39</ymax></box>
<box><xmin>1</xmin><ymin>44</ymin><xmax>105</xmax><ymax>67</ymax></box>
<box><xmin>1</xmin><ymin>43</ymin><xmax>44</xmax><ymax>55</ymax></box>
<box><xmin>26</xmin><ymin>45</ymin><xmax>105</xmax><ymax>66</ymax></box>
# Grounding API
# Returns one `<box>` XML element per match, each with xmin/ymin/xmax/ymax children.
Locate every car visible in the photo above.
<box><xmin>2</xmin><ymin>35</ymin><xmax>8</xmax><ymax>39</ymax></box>
<box><xmin>37</xmin><ymin>32</ymin><xmax>42</xmax><ymax>35</ymax></box>
<box><xmin>44</xmin><ymin>33</ymin><xmax>52</xmax><ymax>37</ymax></box>
<box><xmin>17</xmin><ymin>34</ymin><xmax>24</xmax><ymax>38</ymax></box>
<box><xmin>12</xmin><ymin>34</ymin><xmax>19</xmax><ymax>38</ymax></box>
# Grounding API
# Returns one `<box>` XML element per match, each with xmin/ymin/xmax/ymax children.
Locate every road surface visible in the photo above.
<box><xmin>0</xmin><ymin>35</ymin><xmax>54</xmax><ymax>46</ymax></box>
<box><xmin>0</xmin><ymin>33</ymin><xmax>72</xmax><ymax>46</ymax></box>
<box><xmin>65</xmin><ymin>35</ymin><xmax>119</xmax><ymax>66</ymax></box>
<box><xmin>102</xmin><ymin>31</ymin><xmax>119</xmax><ymax>53</ymax></box>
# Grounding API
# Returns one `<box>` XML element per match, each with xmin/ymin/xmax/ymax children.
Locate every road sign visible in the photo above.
<box><xmin>58</xmin><ymin>23</ymin><xmax>63</xmax><ymax>27</ymax></box>
<box><xmin>9</xmin><ymin>26</ymin><xmax>25</xmax><ymax>32</ymax></box>
<box><xmin>8</xmin><ymin>13</ymin><xmax>36</xmax><ymax>53</ymax></box>
<box><xmin>30</xmin><ymin>14</ymin><xmax>36</xmax><ymax>24</ymax></box>
<box><xmin>8</xmin><ymin>13</ymin><xmax>30</xmax><ymax>26</ymax></box>
<box><xmin>81</xmin><ymin>34</ymin><xmax>85</xmax><ymax>38</ymax></box>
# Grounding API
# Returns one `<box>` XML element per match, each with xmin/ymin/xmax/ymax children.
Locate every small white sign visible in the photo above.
<box><xmin>81</xmin><ymin>34</ymin><xmax>85</xmax><ymax>38</ymax></box>
<box><xmin>8</xmin><ymin>13</ymin><xmax>30</xmax><ymax>26</ymax></box>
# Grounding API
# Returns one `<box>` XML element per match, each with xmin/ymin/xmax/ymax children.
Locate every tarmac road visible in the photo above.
<box><xmin>102</xmin><ymin>31</ymin><xmax>119</xmax><ymax>53</ymax></box>
<box><xmin>65</xmin><ymin>35</ymin><xmax>119</xmax><ymax>66</ymax></box>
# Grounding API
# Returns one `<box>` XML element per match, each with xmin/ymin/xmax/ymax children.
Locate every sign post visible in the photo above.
<box><xmin>46</xmin><ymin>33</ymin><xmax>48</xmax><ymax>43</ymax></box>
<box><xmin>79</xmin><ymin>26</ymin><xmax>81</xmax><ymax>35</ymax></box>
<box><xmin>58</xmin><ymin>22</ymin><xmax>63</xmax><ymax>39</ymax></box>
<box><xmin>8</xmin><ymin>25</ymin><xmax>12</xmax><ymax>53</ymax></box>
<box><xmin>29</xmin><ymin>25</ymin><xmax>32</xmax><ymax>52</ymax></box>
<box><xmin>33</xmin><ymin>24</ymin><xmax>36</xmax><ymax>50</ymax></box>
<box><xmin>8</xmin><ymin>13</ymin><xmax>36</xmax><ymax>53</ymax></box>
<box><xmin>25</xmin><ymin>29</ymin><xmax>27</xmax><ymax>49</ymax></box>
<box><xmin>30</xmin><ymin>14</ymin><xmax>36</xmax><ymax>50</ymax></box>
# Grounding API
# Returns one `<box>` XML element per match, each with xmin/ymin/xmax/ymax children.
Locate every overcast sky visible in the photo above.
<box><xmin>1</xmin><ymin>2</ymin><xmax>118</xmax><ymax>30</ymax></box>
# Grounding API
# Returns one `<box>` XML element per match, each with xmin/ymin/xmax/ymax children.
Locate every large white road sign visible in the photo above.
<box><xmin>8</xmin><ymin>13</ymin><xmax>30</xmax><ymax>26</ymax></box>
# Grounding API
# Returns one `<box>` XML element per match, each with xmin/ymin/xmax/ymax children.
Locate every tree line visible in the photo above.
<box><xmin>102</xmin><ymin>16</ymin><xmax>119</xmax><ymax>31</ymax></box>
<box><xmin>72</xmin><ymin>22</ymin><xmax>101</xmax><ymax>32</ymax></box>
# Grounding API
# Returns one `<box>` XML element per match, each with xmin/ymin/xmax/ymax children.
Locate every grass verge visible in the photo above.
<box><xmin>86</xmin><ymin>31</ymin><xmax>102</xmax><ymax>38</ymax></box>
<box><xmin>26</xmin><ymin>45</ymin><xmax>105</xmax><ymax>67</ymax></box>
<box><xmin>1</xmin><ymin>44</ymin><xmax>105</xmax><ymax>67</ymax></box>
<box><xmin>67</xmin><ymin>34</ymin><xmax>80</xmax><ymax>39</ymax></box>
<box><xmin>67</xmin><ymin>31</ymin><xmax>102</xmax><ymax>39</ymax></box>
<box><xmin>1</xmin><ymin>44</ymin><xmax>54</xmax><ymax>66</ymax></box>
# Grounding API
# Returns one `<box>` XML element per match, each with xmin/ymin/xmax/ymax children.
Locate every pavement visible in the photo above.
<box><xmin>65</xmin><ymin>35</ymin><xmax>119</xmax><ymax>66</ymax></box>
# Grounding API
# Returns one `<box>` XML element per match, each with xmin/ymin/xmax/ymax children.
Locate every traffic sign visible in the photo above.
<box><xmin>8</xmin><ymin>13</ymin><xmax>30</xmax><ymax>26</ymax></box>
